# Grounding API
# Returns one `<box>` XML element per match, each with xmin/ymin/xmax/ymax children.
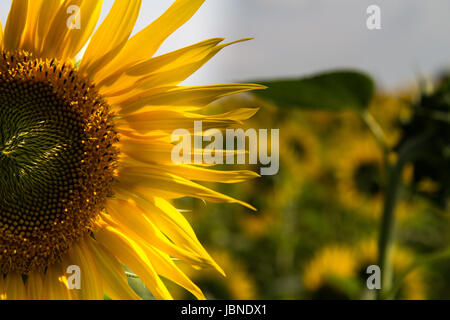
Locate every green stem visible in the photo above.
<box><xmin>377</xmin><ymin>134</ymin><xmax>430</xmax><ymax>299</ymax></box>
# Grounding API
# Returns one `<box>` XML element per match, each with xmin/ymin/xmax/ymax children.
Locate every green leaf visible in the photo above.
<box><xmin>253</xmin><ymin>70</ymin><xmax>375</xmax><ymax>111</ymax></box>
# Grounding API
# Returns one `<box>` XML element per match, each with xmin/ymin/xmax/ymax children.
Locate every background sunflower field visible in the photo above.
<box><xmin>167</xmin><ymin>75</ymin><xmax>450</xmax><ymax>300</ymax></box>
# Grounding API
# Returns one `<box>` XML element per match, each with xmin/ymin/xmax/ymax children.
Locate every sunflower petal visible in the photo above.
<box><xmin>144</xmin><ymin>246</ymin><xmax>206</xmax><ymax>300</ymax></box>
<box><xmin>4</xmin><ymin>272</ymin><xmax>26</xmax><ymax>300</ymax></box>
<box><xmin>25</xmin><ymin>272</ymin><xmax>44</xmax><ymax>300</ymax></box>
<box><xmin>157</xmin><ymin>164</ymin><xmax>260</xmax><ymax>183</ymax></box>
<box><xmin>43</xmin><ymin>263</ymin><xmax>73</xmax><ymax>300</ymax></box>
<box><xmin>0</xmin><ymin>21</ymin><xmax>4</xmax><ymax>50</ymax></box>
<box><xmin>20</xmin><ymin>0</ymin><xmax>44</xmax><ymax>53</ymax></box>
<box><xmin>117</xmin><ymin>108</ymin><xmax>259</xmax><ymax>134</ymax></box>
<box><xmin>117</xmin><ymin>167</ymin><xmax>256</xmax><ymax>210</ymax></box>
<box><xmin>98</xmin><ymin>38</ymin><xmax>224</xmax><ymax>95</ymax></box>
<box><xmin>80</xmin><ymin>0</ymin><xmax>142</xmax><ymax>77</ymax></box>
<box><xmin>35</xmin><ymin>0</ymin><xmax>63</xmax><ymax>56</ymax></box>
<box><xmin>41</xmin><ymin>0</ymin><xmax>103</xmax><ymax>60</ymax></box>
<box><xmin>65</xmin><ymin>241</ymin><xmax>104</xmax><ymax>300</ymax></box>
<box><xmin>105</xmin><ymin>199</ymin><xmax>213</xmax><ymax>268</ymax></box>
<box><xmin>85</xmin><ymin>238</ymin><xmax>141</xmax><ymax>300</ymax></box>
<box><xmin>94</xmin><ymin>0</ymin><xmax>205</xmax><ymax>83</ymax></box>
<box><xmin>112</xmin><ymin>188</ymin><xmax>225</xmax><ymax>276</ymax></box>
<box><xmin>99</xmin><ymin>39</ymin><xmax>250</xmax><ymax>96</ymax></box>
<box><xmin>115</xmin><ymin>84</ymin><xmax>266</xmax><ymax>114</ymax></box>
<box><xmin>95</xmin><ymin>226</ymin><xmax>173</xmax><ymax>300</ymax></box>
<box><xmin>4</xmin><ymin>0</ymin><xmax>29</xmax><ymax>51</ymax></box>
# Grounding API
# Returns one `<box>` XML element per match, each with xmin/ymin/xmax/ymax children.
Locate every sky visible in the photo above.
<box><xmin>1</xmin><ymin>0</ymin><xmax>450</xmax><ymax>89</ymax></box>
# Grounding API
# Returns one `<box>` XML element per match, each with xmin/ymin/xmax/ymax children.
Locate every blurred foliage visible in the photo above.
<box><xmin>165</xmin><ymin>70</ymin><xmax>450</xmax><ymax>300</ymax></box>
<box><xmin>255</xmin><ymin>71</ymin><xmax>375</xmax><ymax>111</ymax></box>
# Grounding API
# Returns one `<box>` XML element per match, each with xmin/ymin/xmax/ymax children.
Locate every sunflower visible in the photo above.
<box><xmin>0</xmin><ymin>0</ymin><xmax>264</xmax><ymax>300</ymax></box>
<box><xmin>331</xmin><ymin>134</ymin><xmax>385</xmax><ymax>218</ymax></box>
<box><xmin>303</xmin><ymin>241</ymin><xmax>427</xmax><ymax>300</ymax></box>
<box><xmin>355</xmin><ymin>239</ymin><xmax>427</xmax><ymax>300</ymax></box>
<box><xmin>280</xmin><ymin>121</ymin><xmax>321</xmax><ymax>183</ymax></box>
<box><xmin>302</xmin><ymin>245</ymin><xmax>359</xmax><ymax>299</ymax></box>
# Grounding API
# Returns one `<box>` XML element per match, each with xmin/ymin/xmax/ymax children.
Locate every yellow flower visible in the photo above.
<box><xmin>303</xmin><ymin>240</ymin><xmax>427</xmax><ymax>300</ymax></box>
<box><xmin>0</xmin><ymin>0</ymin><xmax>263</xmax><ymax>300</ymax></box>
<box><xmin>332</xmin><ymin>134</ymin><xmax>385</xmax><ymax>218</ymax></box>
<box><xmin>355</xmin><ymin>239</ymin><xmax>427</xmax><ymax>300</ymax></box>
<box><xmin>280</xmin><ymin>120</ymin><xmax>321</xmax><ymax>183</ymax></box>
<box><xmin>302</xmin><ymin>245</ymin><xmax>358</xmax><ymax>295</ymax></box>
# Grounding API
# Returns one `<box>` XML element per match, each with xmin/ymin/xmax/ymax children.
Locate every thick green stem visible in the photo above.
<box><xmin>377</xmin><ymin>161</ymin><xmax>402</xmax><ymax>298</ymax></box>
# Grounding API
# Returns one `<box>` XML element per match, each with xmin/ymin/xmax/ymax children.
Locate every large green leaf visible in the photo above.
<box><xmin>253</xmin><ymin>70</ymin><xmax>375</xmax><ymax>111</ymax></box>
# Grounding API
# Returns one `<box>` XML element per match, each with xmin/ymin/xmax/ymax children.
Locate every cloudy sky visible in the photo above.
<box><xmin>1</xmin><ymin>0</ymin><xmax>450</xmax><ymax>89</ymax></box>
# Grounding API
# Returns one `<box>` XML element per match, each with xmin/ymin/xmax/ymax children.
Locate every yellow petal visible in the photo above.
<box><xmin>25</xmin><ymin>272</ymin><xmax>44</xmax><ymax>300</ymax></box>
<box><xmin>20</xmin><ymin>0</ymin><xmax>44</xmax><ymax>54</ymax></box>
<box><xmin>118</xmin><ymin>108</ymin><xmax>259</xmax><ymax>134</ymax></box>
<box><xmin>35</xmin><ymin>0</ymin><xmax>63</xmax><ymax>56</ymax></box>
<box><xmin>132</xmin><ymin>39</ymin><xmax>253</xmax><ymax>91</ymax></box>
<box><xmin>105</xmin><ymin>199</ymin><xmax>213</xmax><ymax>268</ymax></box>
<box><xmin>0</xmin><ymin>21</ymin><xmax>3</xmax><ymax>50</ymax></box>
<box><xmin>117</xmin><ymin>166</ymin><xmax>256</xmax><ymax>210</ymax></box>
<box><xmin>4</xmin><ymin>272</ymin><xmax>26</xmax><ymax>300</ymax></box>
<box><xmin>94</xmin><ymin>0</ymin><xmax>205</xmax><ymax>83</ymax></box>
<box><xmin>95</xmin><ymin>225</ymin><xmax>173</xmax><ymax>300</ymax></box>
<box><xmin>4</xmin><ymin>0</ymin><xmax>29</xmax><ymax>51</ymax></box>
<box><xmin>99</xmin><ymin>39</ymin><xmax>250</xmax><ymax>96</ymax></box>
<box><xmin>85</xmin><ymin>238</ymin><xmax>140</xmax><ymax>300</ymax></box>
<box><xmin>112</xmin><ymin>188</ymin><xmax>226</xmax><ymax>276</ymax></box>
<box><xmin>144</xmin><ymin>246</ymin><xmax>205</xmax><ymax>300</ymax></box>
<box><xmin>118</xmin><ymin>137</ymin><xmax>176</xmax><ymax>164</ymax></box>
<box><xmin>41</xmin><ymin>0</ymin><xmax>103</xmax><ymax>60</ymax></box>
<box><xmin>80</xmin><ymin>0</ymin><xmax>142</xmax><ymax>77</ymax></box>
<box><xmin>0</xmin><ymin>275</ymin><xmax>6</xmax><ymax>300</ymax></box>
<box><xmin>65</xmin><ymin>241</ymin><xmax>104</xmax><ymax>300</ymax></box>
<box><xmin>157</xmin><ymin>164</ymin><xmax>260</xmax><ymax>183</ymax></box>
<box><xmin>101</xmin><ymin>213</ymin><xmax>205</xmax><ymax>299</ymax></box>
<box><xmin>43</xmin><ymin>263</ymin><xmax>73</xmax><ymax>300</ymax></box>
<box><xmin>115</xmin><ymin>84</ymin><xmax>266</xmax><ymax>114</ymax></box>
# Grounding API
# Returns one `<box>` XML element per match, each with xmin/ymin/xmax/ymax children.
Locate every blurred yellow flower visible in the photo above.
<box><xmin>302</xmin><ymin>245</ymin><xmax>358</xmax><ymax>294</ymax></box>
<box><xmin>280</xmin><ymin>121</ymin><xmax>321</xmax><ymax>183</ymax></box>
<box><xmin>331</xmin><ymin>134</ymin><xmax>384</xmax><ymax>218</ymax></box>
<box><xmin>356</xmin><ymin>239</ymin><xmax>427</xmax><ymax>300</ymax></box>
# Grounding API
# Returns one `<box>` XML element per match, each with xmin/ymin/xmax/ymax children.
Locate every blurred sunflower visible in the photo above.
<box><xmin>356</xmin><ymin>239</ymin><xmax>427</xmax><ymax>300</ymax></box>
<box><xmin>332</xmin><ymin>135</ymin><xmax>385</xmax><ymax>218</ymax></box>
<box><xmin>239</xmin><ymin>208</ymin><xmax>276</xmax><ymax>238</ymax></box>
<box><xmin>302</xmin><ymin>245</ymin><xmax>359</xmax><ymax>299</ymax></box>
<box><xmin>281</xmin><ymin>122</ymin><xmax>321</xmax><ymax>181</ymax></box>
<box><xmin>303</xmin><ymin>240</ymin><xmax>427</xmax><ymax>300</ymax></box>
<box><xmin>0</xmin><ymin>0</ymin><xmax>263</xmax><ymax>300</ymax></box>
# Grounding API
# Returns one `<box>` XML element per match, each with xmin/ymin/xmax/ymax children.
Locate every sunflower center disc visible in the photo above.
<box><xmin>0</xmin><ymin>51</ymin><xmax>118</xmax><ymax>274</ymax></box>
